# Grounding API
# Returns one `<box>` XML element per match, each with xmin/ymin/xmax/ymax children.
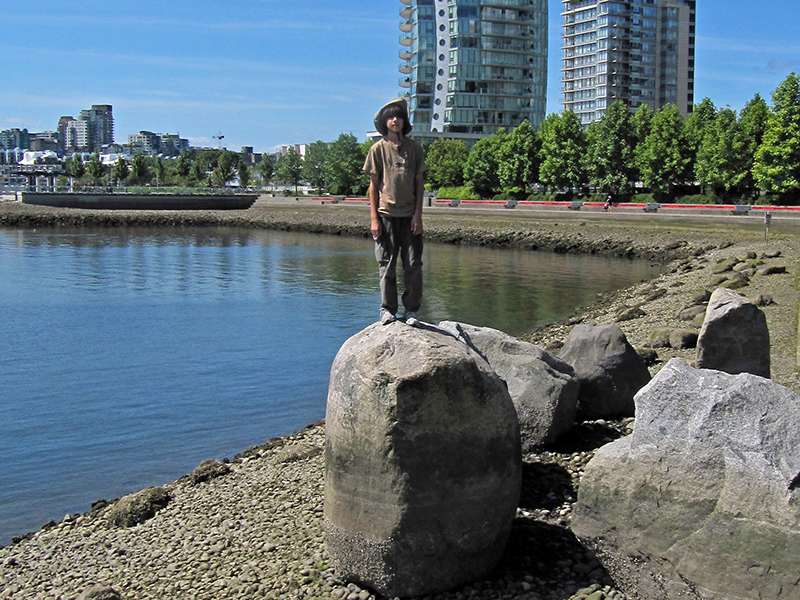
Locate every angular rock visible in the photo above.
<box><xmin>438</xmin><ymin>321</ymin><xmax>579</xmax><ymax>450</ymax></box>
<box><xmin>668</xmin><ymin>328</ymin><xmax>697</xmax><ymax>349</ymax></box>
<box><xmin>677</xmin><ymin>305</ymin><xmax>705</xmax><ymax>321</ymax></box>
<box><xmin>573</xmin><ymin>358</ymin><xmax>800</xmax><ymax>600</ymax></box>
<box><xmin>558</xmin><ymin>324</ymin><xmax>650</xmax><ymax>420</ymax></box>
<box><xmin>77</xmin><ymin>586</ymin><xmax>123</xmax><ymax>600</ymax></box>
<box><xmin>324</xmin><ymin>322</ymin><xmax>521</xmax><ymax>598</ymax></box>
<box><xmin>696</xmin><ymin>287</ymin><xmax>770</xmax><ymax>378</ymax></box>
<box><xmin>757</xmin><ymin>264</ymin><xmax>787</xmax><ymax>276</ymax></box>
<box><xmin>190</xmin><ymin>459</ymin><xmax>230</xmax><ymax>485</ymax></box>
<box><xmin>644</xmin><ymin>328</ymin><xmax>671</xmax><ymax>349</ymax></box>
<box><xmin>106</xmin><ymin>487</ymin><xmax>170</xmax><ymax>528</ymax></box>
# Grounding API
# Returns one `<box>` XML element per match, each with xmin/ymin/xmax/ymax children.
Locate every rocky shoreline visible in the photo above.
<box><xmin>1</xmin><ymin>200</ymin><xmax>797</xmax><ymax>600</ymax></box>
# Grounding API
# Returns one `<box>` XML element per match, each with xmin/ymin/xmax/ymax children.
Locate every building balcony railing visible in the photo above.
<box><xmin>399</xmin><ymin>34</ymin><xmax>414</xmax><ymax>46</ymax></box>
<box><xmin>399</xmin><ymin>62</ymin><xmax>413</xmax><ymax>74</ymax></box>
<box><xmin>399</xmin><ymin>19</ymin><xmax>413</xmax><ymax>33</ymax></box>
<box><xmin>399</xmin><ymin>77</ymin><xmax>412</xmax><ymax>88</ymax></box>
<box><xmin>399</xmin><ymin>6</ymin><xmax>412</xmax><ymax>18</ymax></box>
<box><xmin>399</xmin><ymin>49</ymin><xmax>415</xmax><ymax>60</ymax></box>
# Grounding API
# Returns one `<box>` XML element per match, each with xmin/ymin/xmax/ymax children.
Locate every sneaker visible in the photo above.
<box><xmin>379</xmin><ymin>308</ymin><xmax>396</xmax><ymax>325</ymax></box>
<box><xmin>402</xmin><ymin>311</ymin><xmax>420</xmax><ymax>327</ymax></box>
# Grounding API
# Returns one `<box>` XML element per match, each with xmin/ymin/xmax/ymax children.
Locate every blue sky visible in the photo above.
<box><xmin>2</xmin><ymin>1</ymin><xmax>799</xmax><ymax>153</ymax></box>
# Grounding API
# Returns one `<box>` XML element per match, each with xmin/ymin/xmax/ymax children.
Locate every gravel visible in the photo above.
<box><xmin>2</xmin><ymin>200</ymin><xmax>798</xmax><ymax>600</ymax></box>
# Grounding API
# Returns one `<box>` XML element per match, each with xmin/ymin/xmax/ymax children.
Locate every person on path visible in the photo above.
<box><xmin>364</xmin><ymin>98</ymin><xmax>427</xmax><ymax>327</ymax></box>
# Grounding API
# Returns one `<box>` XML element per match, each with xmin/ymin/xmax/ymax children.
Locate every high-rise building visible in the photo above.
<box><xmin>80</xmin><ymin>104</ymin><xmax>115</xmax><ymax>150</ymax></box>
<box><xmin>561</xmin><ymin>0</ymin><xmax>695</xmax><ymax>125</ymax></box>
<box><xmin>398</xmin><ymin>0</ymin><xmax>548</xmax><ymax>143</ymax></box>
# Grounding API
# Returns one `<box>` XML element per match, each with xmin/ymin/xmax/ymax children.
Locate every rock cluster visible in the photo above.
<box><xmin>573</xmin><ymin>358</ymin><xmax>800</xmax><ymax>600</ymax></box>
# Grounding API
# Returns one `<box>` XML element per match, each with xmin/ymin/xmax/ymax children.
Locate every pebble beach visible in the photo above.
<box><xmin>2</xmin><ymin>198</ymin><xmax>798</xmax><ymax>600</ymax></box>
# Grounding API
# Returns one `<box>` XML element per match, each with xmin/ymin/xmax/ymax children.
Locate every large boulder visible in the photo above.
<box><xmin>696</xmin><ymin>287</ymin><xmax>770</xmax><ymax>378</ymax></box>
<box><xmin>438</xmin><ymin>321</ymin><xmax>579</xmax><ymax>450</ymax></box>
<box><xmin>573</xmin><ymin>358</ymin><xmax>800</xmax><ymax>600</ymax></box>
<box><xmin>324</xmin><ymin>322</ymin><xmax>521</xmax><ymax>598</ymax></box>
<box><xmin>106</xmin><ymin>487</ymin><xmax>170</xmax><ymax>528</ymax></box>
<box><xmin>558</xmin><ymin>324</ymin><xmax>650</xmax><ymax>420</ymax></box>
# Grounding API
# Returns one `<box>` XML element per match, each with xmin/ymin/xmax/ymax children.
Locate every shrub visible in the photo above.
<box><xmin>436</xmin><ymin>185</ymin><xmax>480</xmax><ymax>200</ymax></box>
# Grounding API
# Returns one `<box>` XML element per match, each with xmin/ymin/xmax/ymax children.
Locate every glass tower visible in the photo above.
<box><xmin>399</xmin><ymin>0</ymin><xmax>548</xmax><ymax>141</ymax></box>
<box><xmin>561</xmin><ymin>0</ymin><xmax>695</xmax><ymax>125</ymax></box>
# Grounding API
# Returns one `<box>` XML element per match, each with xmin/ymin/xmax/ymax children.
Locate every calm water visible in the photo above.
<box><xmin>0</xmin><ymin>226</ymin><xmax>659</xmax><ymax>544</ymax></box>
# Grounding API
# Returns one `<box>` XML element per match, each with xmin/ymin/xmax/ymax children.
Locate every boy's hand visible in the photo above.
<box><xmin>411</xmin><ymin>213</ymin><xmax>423</xmax><ymax>236</ymax></box>
<box><xmin>371</xmin><ymin>217</ymin><xmax>382</xmax><ymax>239</ymax></box>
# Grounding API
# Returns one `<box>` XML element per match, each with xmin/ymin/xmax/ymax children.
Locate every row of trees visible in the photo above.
<box><xmin>427</xmin><ymin>72</ymin><xmax>800</xmax><ymax>203</ymax></box>
<box><xmin>62</xmin><ymin>72</ymin><xmax>800</xmax><ymax>203</ymax></box>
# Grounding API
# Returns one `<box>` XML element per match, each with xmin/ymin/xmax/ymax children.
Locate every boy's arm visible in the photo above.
<box><xmin>411</xmin><ymin>171</ymin><xmax>424</xmax><ymax>236</ymax></box>
<box><xmin>369</xmin><ymin>173</ymin><xmax>382</xmax><ymax>239</ymax></box>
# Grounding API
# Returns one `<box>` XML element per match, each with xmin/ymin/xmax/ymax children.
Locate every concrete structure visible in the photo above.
<box><xmin>397</xmin><ymin>0</ymin><xmax>548</xmax><ymax>144</ymax></box>
<box><xmin>561</xmin><ymin>0</ymin><xmax>696</xmax><ymax>125</ymax></box>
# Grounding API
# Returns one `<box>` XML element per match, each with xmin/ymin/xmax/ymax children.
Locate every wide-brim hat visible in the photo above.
<box><xmin>374</xmin><ymin>98</ymin><xmax>412</xmax><ymax>137</ymax></box>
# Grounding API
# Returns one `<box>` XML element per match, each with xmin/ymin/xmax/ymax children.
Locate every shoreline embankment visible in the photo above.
<box><xmin>1</xmin><ymin>198</ymin><xmax>798</xmax><ymax>600</ymax></box>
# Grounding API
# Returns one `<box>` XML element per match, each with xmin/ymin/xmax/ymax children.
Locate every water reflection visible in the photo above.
<box><xmin>2</xmin><ymin>226</ymin><xmax>659</xmax><ymax>336</ymax></box>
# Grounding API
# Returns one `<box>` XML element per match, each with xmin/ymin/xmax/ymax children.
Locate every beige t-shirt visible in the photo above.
<box><xmin>363</xmin><ymin>138</ymin><xmax>426</xmax><ymax>218</ymax></box>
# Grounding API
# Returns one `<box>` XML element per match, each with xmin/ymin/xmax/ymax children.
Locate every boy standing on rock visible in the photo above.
<box><xmin>364</xmin><ymin>98</ymin><xmax>426</xmax><ymax>327</ymax></box>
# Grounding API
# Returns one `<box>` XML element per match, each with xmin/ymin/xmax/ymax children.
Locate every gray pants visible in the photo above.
<box><xmin>375</xmin><ymin>215</ymin><xmax>423</xmax><ymax>315</ymax></box>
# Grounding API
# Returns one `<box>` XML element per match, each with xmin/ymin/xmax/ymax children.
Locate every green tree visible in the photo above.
<box><xmin>635</xmin><ymin>105</ymin><xmax>690</xmax><ymax>196</ymax></box>
<box><xmin>129</xmin><ymin>153</ymin><xmax>149</xmax><ymax>185</ymax></box>
<box><xmin>498</xmin><ymin>120</ymin><xmax>540</xmax><ymax>195</ymax></box>
<box><xmin>86</xmin><ymin>153</ymin><xmax>105</xmax><ymax>186</ymax></box>
<box><xmin>212</xmin><ymin>150</ymin><xmax>238</xmax><ymax>187</ymax></box>
<box><xmin>112</xmin><ymin>157</ymin><xmax>129</xmax><ymax>186</ymax></box>
<box><xmin>302</xmin><ymin>141</ymin><xmax>329</xmax><ymax>191</ymax></box>
<box><xmin>585</xmin><ymin>100</ymin><xmax>636</xmax><ymax>196</ymax></box>
<box><xmin>464</xmin><ymin>129</ymin><xmax>507</xmax><ymax>198</ymax></box>
<box><xmin>154</xmin><ymin>157</ymin><xmax>166</xmax><ymax>186</ymax></box>
<box><xmin>426</xmin><ymin>138</ymin><xmax>469</xmax><ymax>189</ymax></box>
<box><xmin>754</xmin><ymin>73</ymin><xmax>800</xmax><ymax>198</ymax></box>
<box><xmin>632</xmin><ymin>104</ymin><xmax>654</xmax><ymax>147</ymax></box>
<box><xmin>539</xmin><ymin>111</ymin><xmax>586</xmax><ymax>193</ymax></box>
<box><xmin>175</xmin><ymin>151</ymin><xmax>192</xmax><ymax>181</ymax></box>
<box><xmin>257</xmin><ymin>154</ymin><xmax>275</xmax><ymax>188</ymax></box>
<box><xmin>238</xmin><ymin>162</ymin><xmax>251</xmax><ymax>188</ymax></box>
<box><xmin>70</xmin><ymin>154</ymin><xmax>86</xmax><ymax>181</ymax></box>
<box><xmin>695</xmin><ymin>107</ymin><xmax>745</xmax><ymax>196</ymax></box>
<box><xmin>684</xmin><ymin>97</ymin><xmax>717</xmax><ymax>180</ymax></box>
<box><xmin>275</xmin><ymin>147</ymin><xmax>304</xmax><ymax>194</ymax></box>
<box><xmin>324</xmin><ymin>133</ymin><xmax>366</xmax><ymax>195</ymax></box>
<box><xmin>737</xmin><ymin>94</ymin><xmax>770</xmax><ymax>198</ymax></box>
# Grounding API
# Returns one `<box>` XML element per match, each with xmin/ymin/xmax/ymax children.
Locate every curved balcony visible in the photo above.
<box><xmin>400</xmin><ymin>6</ymin><xmax>413</xmax><ymax>19</ymax></box>
<box><xmin>399</xmin><ymin>33</ymin><xmax>414</xmax><ymax>46</ymax></box>
<box><xmin>399</xmin><ymin>77</ymin><xmax>412</xmax><ymax>88</ymax></box>
<box><xmin>399</xmin><ymin>0</ymin><xmax>411</xmax><ymax>5</ymax></box>
<box><xmin>399</xmin><ymin>49</ymin><xmax>415</xmax><ymax>60</ymax></box>
<box><xmin>399</xmin><ymin>19</ymin><xmax>413</xmax><ymax>33</ymax></box>
<box><xmin>399</xmin><ymin>62</ymin><xmax>413</xmax><ymax>75</ymax></box>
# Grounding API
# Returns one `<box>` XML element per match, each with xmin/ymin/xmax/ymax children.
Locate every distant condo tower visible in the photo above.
<box><xmin>397</xmin><ymin>0</ymin><xmax>548</xmax><ymax>143</ymax></box>
<box><xmin>561</xmin><ymin>0</ymin><xmax>696</xmax><ymax>124</ymax></box>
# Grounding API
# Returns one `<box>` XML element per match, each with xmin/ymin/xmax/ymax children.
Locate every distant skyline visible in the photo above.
<box><xmin>2</xmin><ymin>1</ymin><xmax>799</xmax><ymax>153</ymax></box>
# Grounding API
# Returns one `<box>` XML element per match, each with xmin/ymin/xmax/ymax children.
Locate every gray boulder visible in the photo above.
<box><xmin>106</xmin><ymin>487</ymin><xmax>170</xmax><ymax>528</ymax></box>
<box><xmin>573</xmin><ymin>358</ymin><xmax>800</xmax><ymax>600</ymax></box>
<box><xmin>558</xmin><ymin>324</ymin><xmax>650</xmax><ymax>420</ymax></box>
<box><xmin>438</xmin><ymin>321</ymin><xmax>579</xmax><ymax>450</ymax></box>
<box><xmin>77</xmin><ymin>586</ymin><xmax>123</xmax><ymax>600</ymax></box>
<box><xmin>324</xmin><ymin>322</ymin><xmax>521</xmax><ymax>598</ymax></box>
<box><xmin>696</xmin><ymin>287</ymin><xmax>770</xmax><ymax>378</ymax></box>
